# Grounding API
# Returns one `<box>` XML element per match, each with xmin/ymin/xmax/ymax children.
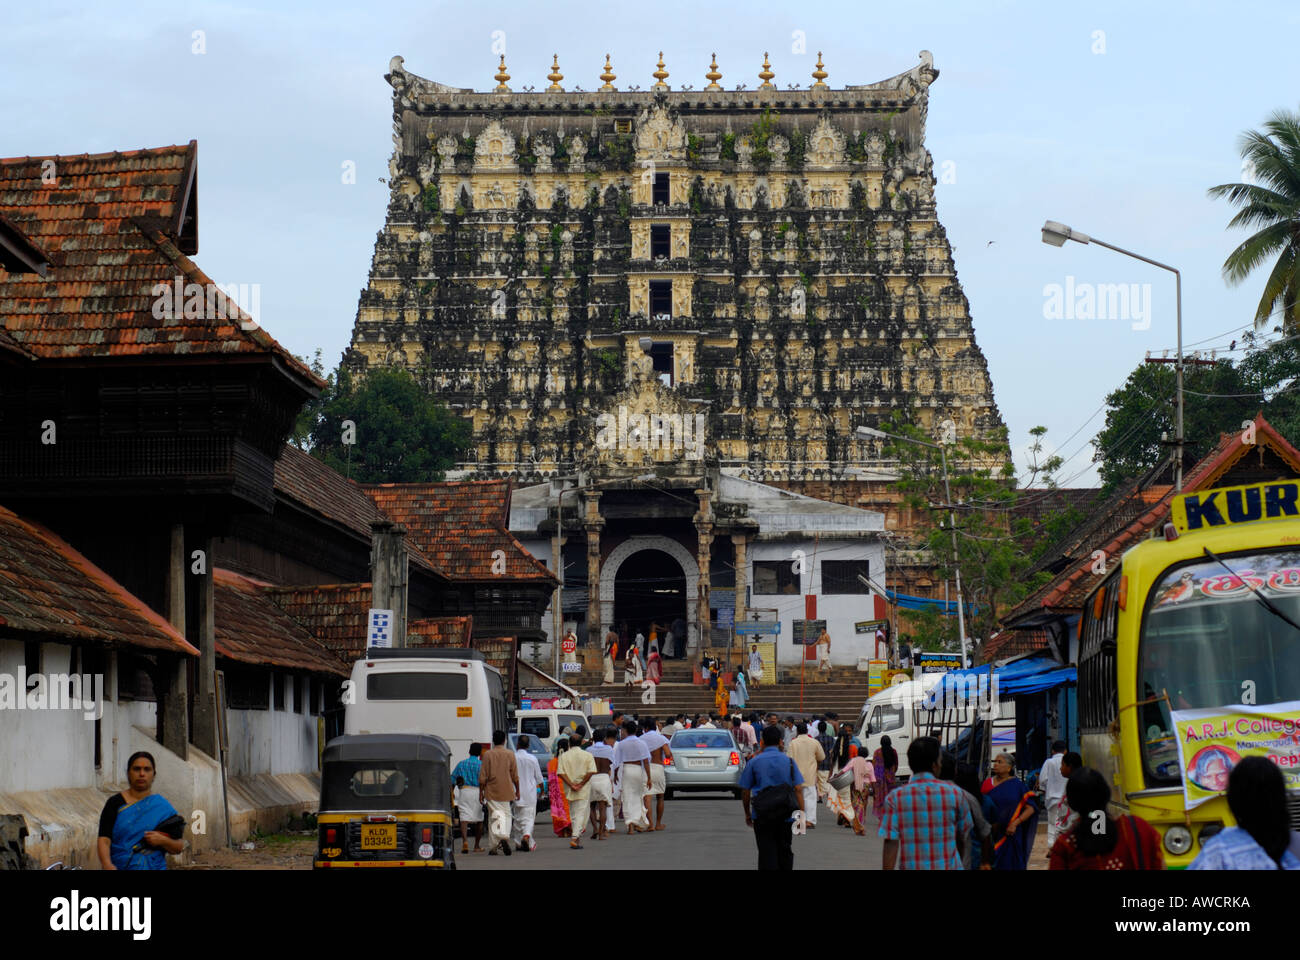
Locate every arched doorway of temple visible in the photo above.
<box><xmin>613</xmin><ymin>549</ymin><xmax>687</xmax><ymax>658</ymax></box>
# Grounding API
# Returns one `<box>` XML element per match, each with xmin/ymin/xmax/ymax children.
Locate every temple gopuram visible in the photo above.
<box><xmin>345</xmin><ymin>50</ymin><xmax>1008</xmax><ymax>657</ymax></box>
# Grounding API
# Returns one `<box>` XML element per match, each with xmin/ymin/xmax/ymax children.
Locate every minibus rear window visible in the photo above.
<box><xmin>367</xmin><ymin>672</ymin><xmax>468</xmax><ymax>701</ymax></box>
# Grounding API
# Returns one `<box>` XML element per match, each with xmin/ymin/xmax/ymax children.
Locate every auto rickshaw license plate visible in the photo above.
<box><xmin>360</xmin><ymin>824</ymin><xmax>397</xmax><ymax>850</ymax></box>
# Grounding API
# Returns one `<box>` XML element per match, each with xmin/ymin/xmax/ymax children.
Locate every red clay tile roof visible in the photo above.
<box><xmin>0</xmin><ymin>144</ymin><xmax>319</xmax><ymax>386</ymax></box>
<box><xmin>980</xmin><ymin>630</ymin><xmax>1049</xmax><ymax>664</ymax></box>
<box><xmin>261</xmin><ymin>582</ymin><xmax>373</xmax><ymax>664</ymax></box>
<box><xmin>363</xmin><ymin>481</ymin><xmax>557</xmax><ymax>583</ymax></box>
<box><xmin>0</xmin><ymin>504</ymin><xmax>197</xmax><ymax>655</ymax></box>
<box><xmin>273</xmin><ymin>444</ymin><xmax>443</xmax><ymax>577</ymax></box>
<box><xmin>213</xmin><ymin>569</ymin><xmax>348</xmax><ymax>676</ymax></box>
<box><xmin>407</xmin><ymin>616</ymin><xmax>473</xmax><ymax>647</ymax></box>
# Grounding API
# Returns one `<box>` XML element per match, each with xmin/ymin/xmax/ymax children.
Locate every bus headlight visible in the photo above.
<box><xmin>1163</xmin><ymin>825</ymin><xmax>1193</xmax><ymax>856</ymax></box>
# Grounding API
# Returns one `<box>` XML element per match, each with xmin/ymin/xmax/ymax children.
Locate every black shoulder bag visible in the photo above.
<box><xmin>752</xmin><ymin>759</ymin><xmax>800</xmax><ymax>822</ymax></box>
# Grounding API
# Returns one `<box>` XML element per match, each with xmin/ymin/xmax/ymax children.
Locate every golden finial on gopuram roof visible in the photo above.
<box><xmin>494</xmin><ymin>55</ymin><xmax>511</xmax><ymax>92</ymax></box>
<box><xmin>758</xmin><ymin>52</ymin><xmax>775</xmax><ymax>89</ymax></box>
<box><xmin>547</xmin><ymin>54</ymin><xmax>564</xmax><ymax>92</ymax></box>
<box><xmin>811</xmin><ymin>52</ymin><xmax>828</xmax><ymax>89</ymax></box>
<box><xmin>705</xmin><ymin>53</ymin><xmax>722</xmax><ymax>90</ymax></box>
<box><xmin>652</xmin><ymin>51</ymin><xmax>669</xmax><ymax>89</ymax></box>
<box><xmin>600</xmin><ymin>54</ymin><xmax>617</xmax><ymax>91</ymax></box>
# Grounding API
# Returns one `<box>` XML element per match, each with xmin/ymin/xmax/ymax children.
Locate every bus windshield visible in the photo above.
<box><xmin>1139</xmin><ymin>548</ymin><xmax>1300</xmax><ymax>784</ymax></box>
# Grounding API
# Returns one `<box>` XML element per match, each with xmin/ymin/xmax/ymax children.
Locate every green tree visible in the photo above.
<box><xmin>1091</xmin><ymin>359</ymin><xmax>1255</xmax><ymax>492</ymax></box>
<box><xmin>1091</xmin><ymin>339</ymin><xmax>1300</xmax><ymax>492</ymax></box>
<box><xmin>1207</xmin><ymin>107</ymin><xmax>1300</xmax><ymax>332</ymax></box>
<box><xmin>882</xmin><ymin>421</ymin><xmax>1061</xmax><ymax>658</ymax></box>
<box><xmin>291</xmin><ymin>349</ymin><xmax>331</xmax><ymax>450</ymax></box>
<box><xmin>302</xmin><ymin>364</ymin><xmax>470</xmax><ymax>482</ymax></box>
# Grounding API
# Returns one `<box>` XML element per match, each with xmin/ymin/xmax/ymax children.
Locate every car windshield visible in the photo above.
<box><xmin>1139</xmin><ymin>548</ymin><xmax>1300</xmax><ymax>785</ymax></box>
<box><xmin>672</xmin><ymin>731</ymin><xmax>734</xmax><ymax>749</ymax></box>
<box><xmin>510</xmin><ymin>736</ymin><xmax>549</xmax><ymax>759</ymax></box>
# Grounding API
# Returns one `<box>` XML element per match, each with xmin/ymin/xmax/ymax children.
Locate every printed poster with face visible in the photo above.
<box><xmin>1169</xmin><ymin>701</ymin><xmax>1300</xmax><ymax>808</ymax></box>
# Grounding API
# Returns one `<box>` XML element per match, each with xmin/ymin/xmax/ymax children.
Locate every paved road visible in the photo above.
<box><xmin>456</xmin><ymin>791</ymin><xmax>883</xmax><ymax>870</ymax></box>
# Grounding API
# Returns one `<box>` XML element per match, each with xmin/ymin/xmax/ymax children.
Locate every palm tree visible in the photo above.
<box><xmin>1208</xmin><ymin>108</ymin><xmax>1300</xmax><ymax>333</ymax></box>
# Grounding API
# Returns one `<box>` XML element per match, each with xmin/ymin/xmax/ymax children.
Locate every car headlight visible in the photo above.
<box><xmin>1163</xmin><ymin>825</ymin><xmax>1193</xmax><ymax>856</ymax></box>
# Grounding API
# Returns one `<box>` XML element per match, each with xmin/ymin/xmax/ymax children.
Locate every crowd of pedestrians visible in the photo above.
<box><xmin>453</xmin><ymin>722</ymin><xmax>1300</xmax><ymax>871</ymax></box>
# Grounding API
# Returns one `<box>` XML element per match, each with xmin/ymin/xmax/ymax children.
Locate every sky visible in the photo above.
<box><xmin>6</xmin><ymin>0</ymin><xmax>1299</xmax><ymax>486</ymax></box>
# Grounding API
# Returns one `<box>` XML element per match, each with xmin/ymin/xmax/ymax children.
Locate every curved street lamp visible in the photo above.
<box><xmin>1040</xmin><ymin>220</ymin><xmax>1185</xmax><ymax>490</ymax></box>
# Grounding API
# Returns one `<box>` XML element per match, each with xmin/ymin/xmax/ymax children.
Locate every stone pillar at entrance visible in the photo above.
<box><xmin>693</xmin><ymin>488</ymin><xmax>713</xmax><ymax>654</ymax></box>
<box><xmin>732</xmin><ymin>533</ymin><xmax>748</xmax><ymax>625</ymax></box>
<box><xmin>583</xmin><ymin>491</ymin><xmax>604</xmax><ymax>645</ymax></box>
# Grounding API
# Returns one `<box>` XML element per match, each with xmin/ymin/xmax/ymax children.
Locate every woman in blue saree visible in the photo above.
<box><xmin>97</xmin><ymin>752</ymin><xmax>184</xmax><ymax>870</ymax></box>
<box><xmin>983</xmin><ymin>752</ymin><xmax>1039</xmax><ymax>870</ymax></box>
<box><xmin>731</xmin><ymin>670</ymin><xmax>749</xmax><ymax>709</ymax></box>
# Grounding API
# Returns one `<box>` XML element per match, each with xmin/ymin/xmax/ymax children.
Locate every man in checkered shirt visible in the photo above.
<box><xmin>880</xmin><ymin>737</ymin><xmax>973</xmax><ymax>870</ymax></box>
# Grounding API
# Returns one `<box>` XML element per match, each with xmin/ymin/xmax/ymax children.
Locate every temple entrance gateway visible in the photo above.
<box><xmin>612</xmin><ymin>549</ymin><xmax>687</xmax><ymax>656</ymax></box>
<box><xmin>600</xmin><ymin>535</ymin><xmax>700</xmax><ymax>653</ymax></box>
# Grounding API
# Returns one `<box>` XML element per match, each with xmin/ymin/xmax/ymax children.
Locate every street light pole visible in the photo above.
<box><xmin>1041</xmin><ymin>221</ymin><xmax>1184</xmax><ymax>490</ymax></box>
<box><xmin>939</xmin><ymin>444</ymin><xmax>969</xmax><ymax>666</ymax></box>
<box><xmin>857</xmin><ymin>426</ymin><xmax>969</xmax><ymax>667</ymax></box>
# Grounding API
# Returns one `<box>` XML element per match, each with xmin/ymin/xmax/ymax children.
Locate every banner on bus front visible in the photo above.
<box><xmin>1168</xmin><ymin>700</ymin><xmax>1300</xmax><ymax>809</ymax></box>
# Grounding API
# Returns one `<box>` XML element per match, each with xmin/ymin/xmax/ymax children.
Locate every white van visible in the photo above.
<box><xmin>514</xmin><ymin>709</ymin><xmax>592</xmax><ymax>752</ymax></box>
<box><xmin>856</xmin><ymin>674</ymin><xmax>1014</xmax><ymax>778</ymax></box>
<box><xmin>344</xmin><ymin>649</ymin><xmax>507</xmax><ymax>770</ymax></box>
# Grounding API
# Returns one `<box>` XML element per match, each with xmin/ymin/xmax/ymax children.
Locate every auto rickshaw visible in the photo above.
<box><xmin>314</xmin><ymin>733</ymin><xmax>455</xmax><ymax>869</ymax></box>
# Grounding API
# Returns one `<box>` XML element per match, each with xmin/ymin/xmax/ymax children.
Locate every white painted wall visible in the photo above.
<box><xmin>225</xmin><ymin>672</ymin><xmax>321</xmax><ymax>778</ymax></box>
<box><xmin>746</xmin><ymin>539</ymin><xmax>887</xmax><ymax>668</ymax></box>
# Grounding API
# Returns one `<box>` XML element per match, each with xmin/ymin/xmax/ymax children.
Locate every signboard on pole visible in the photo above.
<box><xmin>916</xmin><ymin>652</ymin><xmax>963</xmax><ymax>674</ymax></box>
<box><xmin>736</xmin><ymin>620</ymin><xmax>780</xmax><ymax>636</ymax></box>
<box><xmin>368</xmin><ymin>608</ymin><xmax>393</xmax><ymax>648</ymax></box>
<box><xmin>867</xmin><ymin>660</ymin><xmax>888</xmax><ymax>697</ymax></box>
<box><xmin>792</xmin><ymin>620</ymin><xmax>825</xmax><ymax>645</ymax></box>
<box><xmin>855</xmin><ymin>619</ymin><xmax>888</xmax><ymax>634</ymax></box>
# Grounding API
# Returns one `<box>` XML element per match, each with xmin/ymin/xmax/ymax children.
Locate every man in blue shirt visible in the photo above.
<box><xmin>740</xmin><ymin>725</ymin><xmax>804</xmax><ymax>870</ymax></box>
<box><xmin>452</xmin><ymin>744</ymin><xmax>484</xmax><ymax>854</ymax></box>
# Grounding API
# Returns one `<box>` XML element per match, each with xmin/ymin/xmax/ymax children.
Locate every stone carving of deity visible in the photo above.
<box><xmin>534</xmin><ymin>138</ymin><xmax>554</xmax><ymax>172</ymax></box>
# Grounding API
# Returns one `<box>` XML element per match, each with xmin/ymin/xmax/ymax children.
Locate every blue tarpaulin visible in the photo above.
<box><xmin>930</xmin><ymin>656</ymin><xmax>1076</xmax><ymax>698</ymax></box>
<box><xmin>884</xmin><ymin>589</ymin><xmax>979</xmax><ymax>617</ymax></box>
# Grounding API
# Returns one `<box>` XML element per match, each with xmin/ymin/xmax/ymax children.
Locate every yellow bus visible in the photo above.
<box><xmin>1078</xmin><ymin>478</ymin><xmax>1300</xmax><ymax>867</ymax></box>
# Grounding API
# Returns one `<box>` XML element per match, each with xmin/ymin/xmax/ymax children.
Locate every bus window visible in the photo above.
<box><xmin>367</xmin><ymin>672</ymin><xmax>468</xmax><ymax>701</ymax></box>
<box><xmin>486</xmin><ymin>669</ymin><xmax>507</xmax><ymax>735</ymax></box>
<box><xmin>1139</xmin><ymin>548</ymin><xmax>1300</xmax><ymax>785</ymax></box>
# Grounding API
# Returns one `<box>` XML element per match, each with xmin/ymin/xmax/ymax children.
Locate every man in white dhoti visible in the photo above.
<box><xmin>478</xmin><ymin>730</ymin><xmax>519</xmax><ymax>856</ymax></box>
<box><xmin>613</xmin><ymin>720</ymin><xmax>651</xmax><ymax>833</ymax></box>
<box><xmin>603</xmin><ymin>628</ymin><xmax>618</xmax><ymax>684</ymax></box>
<box><xmin>748</xmin><ymin>644</ymin><xmax>764</xmax><ymax>687</ymax></box>
<box><xmin>639</xmin><ymin>718</ymin><xmax>672</xmax><ymax>831</ymax></box>
<box><xmin>511</xmin><ymin>734</ymin><xmax>544</xmax><ymax>852</ymax></box>
<box><xmin>816</xmin><ymin>628</ymin><xmax>832</xmax><ymax>673</ymax></box>
<box><xmin>587</xmin><ymin>727</ymin><xmax>616</xmax><ymax>840</ymax></box>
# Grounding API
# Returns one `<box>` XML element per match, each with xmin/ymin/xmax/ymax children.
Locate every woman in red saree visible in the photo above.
<box><xmin>548</xmin><ymin>742</ymin><xmax>572</xmax><ymax>837</ymax></box>
<box><xmin>646</xmin><ymin>645</ymin><xmax>663</xmax><ymax>685</ymax></box>
<box><xmin>872</xmin><ymin>735</ymin><xmax>899</xmax><ymax>820</ymax></box>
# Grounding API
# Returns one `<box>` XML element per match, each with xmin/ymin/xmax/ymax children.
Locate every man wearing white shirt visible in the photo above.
<box><xmin>1039</xmin><ymin>740</ymin><xmax>1069</xmax><ymax>848</ymax></box>
<box><xmin>639</xmin><ymin>718</ymin><xmax>673</xmax><ymax>831</ymax></box>
<box><xmin>613</xmin><ymin>720</ymin><xmax>652</xmax><ymax>833</ymax></box>
<box><xmin>511</xmin><ymin>735</ymin><xmax>544</xmax><ymax>852</ymax></box>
